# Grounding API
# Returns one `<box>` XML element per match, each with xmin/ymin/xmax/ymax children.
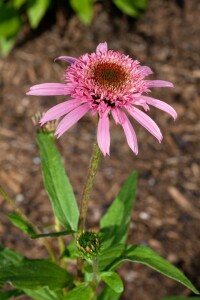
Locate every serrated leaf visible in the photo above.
<box><xmin>24</xmin><ymin>287</ymin><xmax>62</xmax><ymax>300</ymax></box>
<box><xmin>27</xmin><ymin>0</ymin><xmax>50</xmax><ymax>29</ymax></box>
<box><xmin>36</xmin><ymin>132</ymin><xmax>79</xmax><ymax>231</ymax></box>
<box><xmin>8</xmin><ymin>213</ymin><xmax>36</xmax><ymax>236</ymax></box>
<box><xmin>100</xmin><ymin>172</ymin><xmax>137</xmax><ymax>249</ymax></box>
<box><xmin>63</xmin><ymin>283</ymin><xmax>93</xmax><ymax>299</ymax></box>
<box><xmin>101</xmin><ymin>244</ymin><xmax>199</xmax><ymax>295</ymax></box>
<box><xmin>0</xmin><ymin>5</ymin><xmax>21</xmax><ymax>37</ymax></box>
<box><xmin>98</xmin><ymin>285</ymin><xmax>121</xmax><ymax>300</ymax></box>
<box><xmin>100</xmin><ymin>272</ymin><xmax>123</xmax><ymax>294</ymax></box>
<box><xmin>0</xmin><ymin>259</ymin><xmax>73</xmax><ymax>290</ymax></box>
<box><xmin>31</xmin><ymin>229</ymin><xmax>75</xmax><ymax>239</ymax></box>
<box><xmin>70</xmin><ymin>0</ymin><xmax>94</xmax><ymax>24</ymax></box>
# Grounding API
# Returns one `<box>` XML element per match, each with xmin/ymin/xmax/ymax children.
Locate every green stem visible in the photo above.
<box><xmin>92</xmin><ymin>257</ymin><xmax>99</xmax><ymax>285</ymax></box>
<box><xmin>55</xmin><ymin>217</ymin><xmax>66</xmax><ymax>267</ymax></box>
<box><xmin>78</xmin><ymin>142</ymin><xmax>102</xmax><ymax>232</ymax></box>
<box><xmin>0</xmin><ymin>185</ymin><xmax>56</xmax><ymax>262</ymax></box>
<box><xmin>88</xmin><ymin>257</ymin><xmax>99</xmax><ymax>300</ymax></box>
<box><xmin>77</xmin><ymin>142</ymin><xmax>101</xmax><ymax>280</ymax></box>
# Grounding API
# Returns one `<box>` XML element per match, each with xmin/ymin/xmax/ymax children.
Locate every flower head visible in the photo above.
<box><xmin>32</xmin><ymin>111</ymin><xmax>59</xmax><ymax>133</ymax></box>
<box><xmin>27</xmin><ymin>42</ymin><xmax>177</xmax><ymax>155</ymax></box>
<box><xmin>76</xmin><ymin>231</ymin><xmax>101</xmax><ymax>258</ymax></box>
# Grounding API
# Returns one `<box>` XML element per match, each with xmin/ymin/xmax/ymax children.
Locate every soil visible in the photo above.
<box><xmin>0</xmin><ymin>0</ymin><xmax>200</xmax><ymax>299</ymax></box>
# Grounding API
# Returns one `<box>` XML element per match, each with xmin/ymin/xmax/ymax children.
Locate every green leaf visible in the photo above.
<box><xmin>0</xmin><ymin>246</ymin><xmax>24</xmax><ymax>266</ymax></box>
<box><xmin>161</xmin><ymin>297</ymin><xmax>200</xmax><ymax>300</ymax></box>
<box><xmin>0</xmin><ymin>250</ymin><xmax>61</xmax><ymax>299</ymax></box>
<box><xmin>0</xmin><ymin>259</ymin><xmax>73</xmax><ymax>290</ymax></box>
<box><xmin>100</xmin><ymin>172</ymin><xmax>137</xmax><ymax>249</ymax></box>
<box><xmin>113</xmin><ymin>0</ymin><xmax>148</xmax><ymax>17</ymax></box>
<box><xmin>98</xmin><ymin>285</ymin><xmax>121</xmax><ymax>300</ymax></box>
<box><xmin>70</xmin><ymin>0</ymin><xmax>94</xmax><ymax>24</ymax></box>
<box><xmin>27</xmin><ymin>0</ymin><xmax>51</xmax><ymax>29</ymax></box>
<box><xmin>99</xmin><ymin>244</ymin><xmax>125</xmax><ymax>271</ymax></box>
<box><xmin>36</xmin><ymin>132</ymin><xmax>79</xmax><ymax>231</ymax></box>
<box><xmin>0</xmin><ymin>5</ymin><xmax>21</xmax><ymax>37</ymax></box>
<box><xmin>100</xmin><ymin>272</ymin><xmax>124</xmax><ymax>294</ymax></box>
<box><xmin>63</xmin><ymin>283</ymin><xmax>93</xmax><ymax>300</ymax></box>
<box><xmin>61</xmin><ymin>240</ymin><xmax>79</xmax><ymax>260</ymax></box>
<box><xmin>0</xmin><ymin>36</ymin><xmax>16</xmax><ymax>56</ymax></box>
<box><xmin>24</xmin><ymin>287</ymin><xmax>62</xmax><ymax>300</ymax></box>
<box><xmin>135</xmin><ymin>0</ymin><xmax>148</xmax><ymax>9</ymax></box>
<box><xmin>13</xmin><ymin>0</ymin><xmax>27</xmax><ymax>9</ymax></box>
<box><xmin>102</xmin><ymin>244</ymin><xmax>199</xmax><ymax>295</ymax></box>
<box><xmin>0</xmin><ymin>289</ymin><xmax>24</xmax><ymax>300</ymax></box>
<box><xmin>8</xmin><ymin>213</ymin><xmax>36</xmax><ymax>235</ymax></box>
<box><xmin>31</xmin><ymin>230</ymin><xmax>75</xmax><ymax>239</ymax></box>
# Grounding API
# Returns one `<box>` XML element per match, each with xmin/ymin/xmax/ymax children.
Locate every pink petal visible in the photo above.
<box><xmin>118</xmin><ymin>109</ymin><xmax>138</xmax><ymax>154</ymax></box>
<box><xmin>141</xmin><ymin>96</ymin><xmax>177</xmax><ymax>119</ymax></box>
<box><xmin>97</xmin><ymin>113</ymin><xmax>110</xmax><ymax>156</ymax></box>
<box><xmin>29</xmin><ymin>83</ymin><xmax>66</xmax><ymax>90</ymax></box>
<box><xmin>127</xmin><ymin>106</ymin><xmax>163</xmax><ymax>142</ymax></box>
<box><xmin>145</xmin><ymin>80</ymin><xmax>174</xmax><ymax>88</ymax></box>
<box><xmin>96</xmin><ymin>42</ymin><xmax>108</xmax><ymax>54</ymax></box>
<box><xmin>40</xmin><ymin>99</ymin><xmax>82</xmax><ymax>125</ymax></box>
<box><xmin>137</xmin><ymin>66</ymin><xmax>153</xmax><ymax>76</ymax></box>
<box><xmin>26</xmin><ymin>83</ymin><xmax>69</xmax><ymax>96</ymax></box>
<box><xmin>55</xmin><ymin>103</ymin><xmax>90</xmax><ymax>138</ymax></box>
<box><xmin>111</xmin><ymin>107</ymin><xmax>125</xmax><ymax>125</ymax></box>
<box><xmin>54</xmin><ymin>56</ymin><xmax>77</xmax><ymax>64</ymax></box>
<box><xmin>133</xmin><ymin>99</ymin><xmax>150</xmax><ymax>112</ymax></box>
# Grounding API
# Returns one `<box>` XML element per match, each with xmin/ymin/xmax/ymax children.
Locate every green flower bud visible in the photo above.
<box><xmin>76</xmin><ymin>231</ymin><xmax>101</xmax><ymax>258</ymax></box>
<box><xmin>32</xmin><ymin>112</ymin><xmax>58</xmax><ymax>133</ymax></box>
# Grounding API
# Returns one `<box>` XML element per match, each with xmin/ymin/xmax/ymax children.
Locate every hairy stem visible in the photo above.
<box><xmin>77</xmin><ymin>142</ymin><xmax>101</xmax><ymax>279</ymax></box>
<box><xmin>92</xmin><ymin>257</ymin><xmax>99</xmax><ymax>285</ymax></box>
<box><xmin>78</xmin><ymin>142</ymin><xmax>102</xmax><ymax>232</ymax></box>
<box><xmin>88</xmin><ymin>257</ymin><xmax>99</xmax><ymax>300</ymax></box>
<box><xmin>0</xmin><ymin>185</ymin><xmax>56</xmax><ymax>262</ymax></box>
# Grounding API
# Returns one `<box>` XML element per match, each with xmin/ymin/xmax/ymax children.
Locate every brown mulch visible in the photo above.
<box><xmin>0</xmin><ymin>0</ymin><xmax>200</xmax><ymax>299</ymax></box>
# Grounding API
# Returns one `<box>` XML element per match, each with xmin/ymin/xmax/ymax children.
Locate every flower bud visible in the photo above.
<box><xmin>32</xmin><ymin>112</ymin><xmax>58</xmax><ymax>133</ymax></box>
<box><xmin>76</xmin><ymin>231</ymin><xmax>101</xmax><ymax>258</ymax></box>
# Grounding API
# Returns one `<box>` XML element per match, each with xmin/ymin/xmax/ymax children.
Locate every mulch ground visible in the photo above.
<box><xmin>0</xmin><ymin>0</ymin><xmax>200</xmax><ymax>299</ymax></box>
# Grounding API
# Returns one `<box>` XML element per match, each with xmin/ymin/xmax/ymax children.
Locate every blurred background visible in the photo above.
<box><xmin>0</xmin><ymin>0</ymin><xmax>200</xmax><ymax>299</ymax></box>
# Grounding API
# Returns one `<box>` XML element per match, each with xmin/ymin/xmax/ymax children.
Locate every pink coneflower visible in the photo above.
<box><xmin>27</xmin><ymin>42</ymin><xmax>177</xmax><ymax>156</ymax></box>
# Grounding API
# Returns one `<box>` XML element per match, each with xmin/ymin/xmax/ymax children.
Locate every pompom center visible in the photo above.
<box><xmin>90</xmin><ymin>61</ymin><xmax>129</xmax><ymax>92</ymax></box>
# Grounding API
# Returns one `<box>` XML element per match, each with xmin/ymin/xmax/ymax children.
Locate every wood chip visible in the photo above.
<box><xmin>168</xmin><ymin>186</ymin><xmax>200</xmax><ymax>220</ymax></box>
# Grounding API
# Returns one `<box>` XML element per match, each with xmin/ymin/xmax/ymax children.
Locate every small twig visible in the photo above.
<box><xmin>168</xmin><ymin>186</ymin><xmax>200</xmax><ymax>220</ymax></box>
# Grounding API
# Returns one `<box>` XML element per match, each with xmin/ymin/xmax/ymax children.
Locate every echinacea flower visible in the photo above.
<box><xmin>27</xmin><ymin>42</ymin><xmax>177</xmax><ymax>156</ymax></box>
